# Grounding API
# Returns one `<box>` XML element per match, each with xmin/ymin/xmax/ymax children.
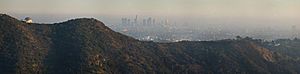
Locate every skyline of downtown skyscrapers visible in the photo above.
<box><xmin>121</xmin><ymin>15</ymin><xmax>170</xmax><ymax>26</ymax></box>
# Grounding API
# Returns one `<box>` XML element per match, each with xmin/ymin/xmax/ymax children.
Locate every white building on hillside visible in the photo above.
<box><xmin>24</xmin><ymin>17</ymin><xmax>33</xmax><ymax>23</ymax></box>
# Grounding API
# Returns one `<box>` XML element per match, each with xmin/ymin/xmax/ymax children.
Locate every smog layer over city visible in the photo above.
<box><xmin>1</xmin><ymin>0</ymin><xmax>299</xmax><ymax>41</ymax></box>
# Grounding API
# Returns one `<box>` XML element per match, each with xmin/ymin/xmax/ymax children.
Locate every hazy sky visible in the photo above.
<box><xmin>0</xmin><ymin>0</ymin><xmax>299</xmax><ymax>28</ymax></box>
<box><xmin>1</xmin><ymin>0</ymin><xmax>299</xmax><ymax>17</ymax></box>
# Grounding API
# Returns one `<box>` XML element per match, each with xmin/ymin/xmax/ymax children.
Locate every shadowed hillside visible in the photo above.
<box><xmin>0</xmin><ymin>14</ymin><xmax>299</xmax><ymax>74</ymax></box>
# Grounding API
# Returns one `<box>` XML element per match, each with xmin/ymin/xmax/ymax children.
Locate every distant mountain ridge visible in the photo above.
<box><xmin>0</xmin><ymin>14</ymin><xmax>299</xmax><ymax>74</ymax></box>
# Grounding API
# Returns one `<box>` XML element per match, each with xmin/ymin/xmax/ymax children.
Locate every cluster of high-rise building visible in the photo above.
<box><xmin>118</xmin><ymin>15</ymin><xmax>300</xmax><ymax>42</ymax></box>
<box><xmin>120</xmin><ymin>15</ymin><xmax>169</xmax><ymax>26</ymax></box>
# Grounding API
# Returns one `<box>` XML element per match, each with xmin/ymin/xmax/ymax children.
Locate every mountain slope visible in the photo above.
<box><xmin>0</xmin><ymin>14</ymin><xmax>299</xmax><ymax>74</ymax></box>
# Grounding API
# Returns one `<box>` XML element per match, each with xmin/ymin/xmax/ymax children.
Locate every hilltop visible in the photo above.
<box><xmin>0</xmin><ymin>14</ymin><xmax>299</xmax><ymax>74</ymax></box>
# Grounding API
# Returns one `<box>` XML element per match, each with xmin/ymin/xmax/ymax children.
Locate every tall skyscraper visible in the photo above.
<box><xmin>143</xmin><ymin>19</ymin><xmax>146</xmax><ymax>25</ymax></box>
<box><xmin>134</xmin><ymin>15</ymin><xmax>138</xmax><ymax>24</ymax></box>
<box><xmin>127</xmin><ymin>19</ymin><xmax>131</xmax><ymax>25</ymax></box>
<box><xmin>292</xmin><ymin>25</ymin><xmax>297</xmax><ymax>38</ymax></box>
<box><xmin>147</xmin><ymin>17</ymin><xmax>152</xmax><ymax>25</ymax></box>
<box><xmin>164</xmin><ymin>19</ymin><xmax>169</xmax><ymax>26</ymax></box>
<box><xmin>152</xmin><ymin>18</ymin><xmax>155</xmax><ymax>25</ymax></box>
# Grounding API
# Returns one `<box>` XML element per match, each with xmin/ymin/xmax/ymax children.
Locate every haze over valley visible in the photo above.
<box><xmin>1</xmin><ymin>0</ymin><xmax>299</xmax><ymax>41</ymax></box>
